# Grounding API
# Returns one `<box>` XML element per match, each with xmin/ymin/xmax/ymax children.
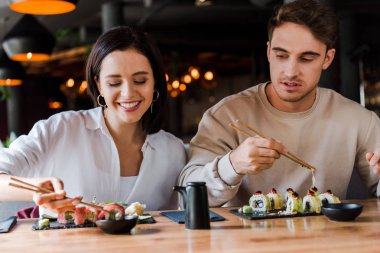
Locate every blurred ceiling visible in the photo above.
<box><xmin>0</xmin><ymin>0</ymin><xmax>380</xmax><ymax>78</ymax></box>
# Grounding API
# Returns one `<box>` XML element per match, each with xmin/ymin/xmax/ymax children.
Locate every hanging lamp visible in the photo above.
<box><xmin>2</xmin><ymin>15</ymin><xmax>56</xmax><ymax>62</ymax></box>
<box><xmin>0</xmin><ymin>49</ymin><xmax>25</xmax><ymax>86</ymax></box>
<box><xmin>9</xmin><ymin>0</ymin><xmax>78</xmax><ymax>15</ymax></box>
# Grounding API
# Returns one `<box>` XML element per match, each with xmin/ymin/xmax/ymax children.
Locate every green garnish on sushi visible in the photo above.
<box><xmin>242</xmin><ymin>205</ymin><xmax>253</xmax><ymax>214</ymax></box>
<box><xmin>38</xmin><ymin>218</ymin><xmax>50</xmax><ymax>228</ymax></box>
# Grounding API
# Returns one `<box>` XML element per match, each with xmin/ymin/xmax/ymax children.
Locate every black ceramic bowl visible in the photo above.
<box><xmin>96</xmin><ymin>215</ymin><xmax>138</xmax><ymax>234</ymax></box>
<box><xmin>321</xmin><ymin>203</ymin><xmax>363</xmax><ymax>221</ymax></box>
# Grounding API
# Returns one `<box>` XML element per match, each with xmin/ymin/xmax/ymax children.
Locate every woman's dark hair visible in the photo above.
<box><xmin>86</xmin><ymin>26</ymin><xmax>167</xmax><ymax>134</ymax></box>
<box><xmin>267</xmin><ymin>0</ymin><xmax>338</xmax><ymax>50</ymax></box>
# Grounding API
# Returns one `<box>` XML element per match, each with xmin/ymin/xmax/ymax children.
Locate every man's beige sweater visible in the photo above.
<box><xmin>179</xmin><ymin>83</ymin><xmax>380</xmax><ymax>207</ymax></box>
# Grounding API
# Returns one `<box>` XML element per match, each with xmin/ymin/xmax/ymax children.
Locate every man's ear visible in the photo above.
<box><xmin>266</xmin><ymin>41</ymin><xmax>271</xmax><ymax>62</ymax></box>
<box><xmin>322</xmin><ymin>48</ymin><xmax>336</xmax><ymax>70</ymax></box>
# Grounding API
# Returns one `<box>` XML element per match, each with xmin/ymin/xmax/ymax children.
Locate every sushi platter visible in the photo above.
<box><xmin>230</xmin><ymin>208</ymin><xmax>322</xmax><ymax>220</ymax></box>
<box><xmin>231</xmin><ymin>187</ymin><xmax>341</xmax><ymax>220</ymax></box>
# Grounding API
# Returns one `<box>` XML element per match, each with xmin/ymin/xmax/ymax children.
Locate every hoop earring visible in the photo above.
<box><xmin>97</xmin><ymin>94</ymin><xmax>107</xmax><ymax>108</ymax></box>
<box><xmin>153</xmin><ymin>90</ymin><xmax>160</xmax><ymax>102</ymax></box>
<box><xmin>150</xmin><ymin>90</ymin><xmax>160</xmax><ymax>113</ymax></box>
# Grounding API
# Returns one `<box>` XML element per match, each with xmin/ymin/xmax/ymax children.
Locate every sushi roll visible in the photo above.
<box><xmin>285</xmin><ymin>192</ymin><xmax>303</xmax><ymax>214</ymax></box>
<box><xmin>125</xmin><ymin>202</ymin><xmax>146</xmax><ymax>216</ymax></box>
<box><xmin>238</xmin><ymin>205</ymin><xmax>253</xmax><ymax>214</ymax></box>
<box><xmin>74</xmin><ymin>206</ymin><xmax>86</xmax><ymax>225</ymax></box>
<box><xmin>57</xmin><ymin>210</ymin><xmax>75</xmax><ymax>224</ymax></box>
<box><xmin>302</xmin><ymin>190</ymin><xmax>322</xmax><ymax>213</ymax></box>
<box><xmin>285</xmin><ymin>188</ymin><xmax>294</xmax><ymax>204</ymax></box>
<box><xmin>249</xmin><ymin>191</ymin><xmax>270</xmax><ymax>212</ymax></box>
<box><xmin>318</xmin><ymin>190</ymin><xmax>341</xmax><ymax>206</ymax></box>
<box><xmin>99</xmin><ymin>203</ymin><xmax>125</xmax><ymax>221</ymax></box>
<box><xmin>85</xmin><ymin>206</ymin><xmax>100</xmax><ymax>223</ymax></box>
<box><xmin>266</xmin><ymin>188</ymin><xmax>284</xmax><ymax>210</ymax></box>
<box><xmin>38</xmin><ymin>218</ymin><xmax>50</xmax><ymax>228</ymax></box>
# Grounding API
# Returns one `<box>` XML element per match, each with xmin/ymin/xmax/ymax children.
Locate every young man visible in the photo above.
<box><xmin>179</xmin><ymin>0</ymin><xmax>380</xmax><ymax>207</ymax></box>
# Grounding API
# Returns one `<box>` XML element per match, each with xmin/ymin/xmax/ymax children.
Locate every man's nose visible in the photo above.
<box><xmin>283</xmin><ymin>59</ymin><xmax>299</xmax><ymax>78</ymax></box>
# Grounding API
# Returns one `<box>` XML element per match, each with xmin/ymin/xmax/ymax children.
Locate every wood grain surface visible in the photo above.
<box><xmin>2</xmin><ymin>199</ymin><xmax>380</xmax><ymax>253</ymax></box>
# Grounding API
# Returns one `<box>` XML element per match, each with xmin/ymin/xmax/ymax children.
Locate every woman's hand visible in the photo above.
<box><xmin>32</xmin><ymin>177</ymin><xmax>82</xmax><ymax>213</ymax></box>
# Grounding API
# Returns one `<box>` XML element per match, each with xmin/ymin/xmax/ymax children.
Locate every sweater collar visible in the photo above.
<box><xmin>258</xmin><ymin>82</ymin><xmax>320</xmax><ymax>119</ymax></box>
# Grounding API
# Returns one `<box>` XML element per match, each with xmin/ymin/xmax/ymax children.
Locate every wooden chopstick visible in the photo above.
<box><xmin>8</xmin><ymin>177</ymin><xmax>109</xmax><ymax>213</ymax></box>
<box><xmin>229</xmin><ymin>121</ymin><xmax>316</xmax><ymax>171</ymax></box>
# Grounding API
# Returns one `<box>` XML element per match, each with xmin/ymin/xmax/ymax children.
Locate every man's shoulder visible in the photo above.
<box><xmin>208</xmin><ymin>84</ymin><xmax>263</xmax><ymax>115</ymax></box>
<box><xmin>319</xmin><ymin>88</ymin><xmax>363</xmax><ymax>108</ymax></box>
<box><xmin>319</xmin><ymin>87</ymin><xmax>374</xmax><ymax>116</ymax></box>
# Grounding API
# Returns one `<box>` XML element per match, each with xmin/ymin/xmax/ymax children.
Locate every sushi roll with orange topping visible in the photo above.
<box><xmin>302</xmin><ymin>190</ymin><xmax>322</xmax><ymax>213</ymax></box>
<box><xmin>249</xmin><ymin>191</ymin><xmax>270</xmax><ymax>212</ymax></box>
<box><xmin>266</xmin><ymin>188</ymin><xmax>284</xmax><ymax>210</ymax></box>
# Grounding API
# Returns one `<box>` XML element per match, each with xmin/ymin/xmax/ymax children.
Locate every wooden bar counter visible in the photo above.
<box><xmin>2</xmin><ymin>199</ymin><xmax>380</xmax><ymax>253</ymax></box>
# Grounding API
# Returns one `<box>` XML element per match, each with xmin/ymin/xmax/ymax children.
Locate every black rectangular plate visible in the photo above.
<box><xmin>32</xmin><ymin>221</ymin><xmax>96</xmax><ymax>230</ymax></box>
<box><xmin>32</xmin><ymin>213</ymin><xmax>156</xmax><ymax>230</ymax></box>
<box><xmin>230</xmin><ymin>209</ymin><xmax>322</xmax><ymax>220</ymax></box>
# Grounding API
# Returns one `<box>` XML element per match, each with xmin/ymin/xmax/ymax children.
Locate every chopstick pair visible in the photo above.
<box><xmin>229</xmin><ymin>120</ymin><xmax>316</xmax><ymax>171</ymax></box>
<box><xmin>8</xmin><ymin>177</ymin><xmax>109</xmax><ymax>213</ymax></box>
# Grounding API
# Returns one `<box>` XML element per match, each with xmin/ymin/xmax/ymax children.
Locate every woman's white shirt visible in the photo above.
<box><xmin>0</xmin><ymin>107</ymin><xmax>186</xmax><ymax>211</ymax></box>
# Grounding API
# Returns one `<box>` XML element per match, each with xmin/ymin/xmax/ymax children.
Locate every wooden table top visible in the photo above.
<box><xmin>2</xmin><ymin>199</ymin><xmax>380</xmax><ymax>253</ymax></box>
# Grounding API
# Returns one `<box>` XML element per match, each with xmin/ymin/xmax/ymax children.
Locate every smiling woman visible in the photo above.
<box><xmin>0</xmin><ymin>26</ymin><xmax>186</xmax><ymax>218</ymax></box>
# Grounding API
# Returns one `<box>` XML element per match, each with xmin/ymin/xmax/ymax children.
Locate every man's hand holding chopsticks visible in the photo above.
<box><xmin>229</xmin><ymin>136</ymin><xmax>288</xmax><ymax>175</ymax></box>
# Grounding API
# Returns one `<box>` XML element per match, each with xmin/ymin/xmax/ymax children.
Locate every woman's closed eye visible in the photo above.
<box><xmin>134</xmin><ymin>78</ymin><xmax>147</xmax><ymax>84</ymax></box>
<box><xmin>107</xmin><ymin>82</ymin><xmax>121</xmax><ymax>86</ymax></box>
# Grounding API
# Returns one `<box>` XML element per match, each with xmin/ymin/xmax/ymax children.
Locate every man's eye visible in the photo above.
<box><xmin>276</xmin><ymin>54</ymin><xmax>287</xmax><ymax>59</ymax></box>
<box><xmin>301</xmin><ymin>58</ymin><xmax>313</xmax><ymax>62</ymax></box>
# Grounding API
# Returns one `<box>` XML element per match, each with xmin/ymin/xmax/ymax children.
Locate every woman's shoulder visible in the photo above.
<box><xmin>41</xmin><ymin>108</ymin><xmax>100</xmax><ymax>127</ymax></box>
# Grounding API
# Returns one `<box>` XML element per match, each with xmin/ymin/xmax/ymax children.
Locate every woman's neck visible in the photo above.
<box><xmin>103</xmin><ymin>108</ymin><xmax>146</xmax><ymax>145</ymax></box>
